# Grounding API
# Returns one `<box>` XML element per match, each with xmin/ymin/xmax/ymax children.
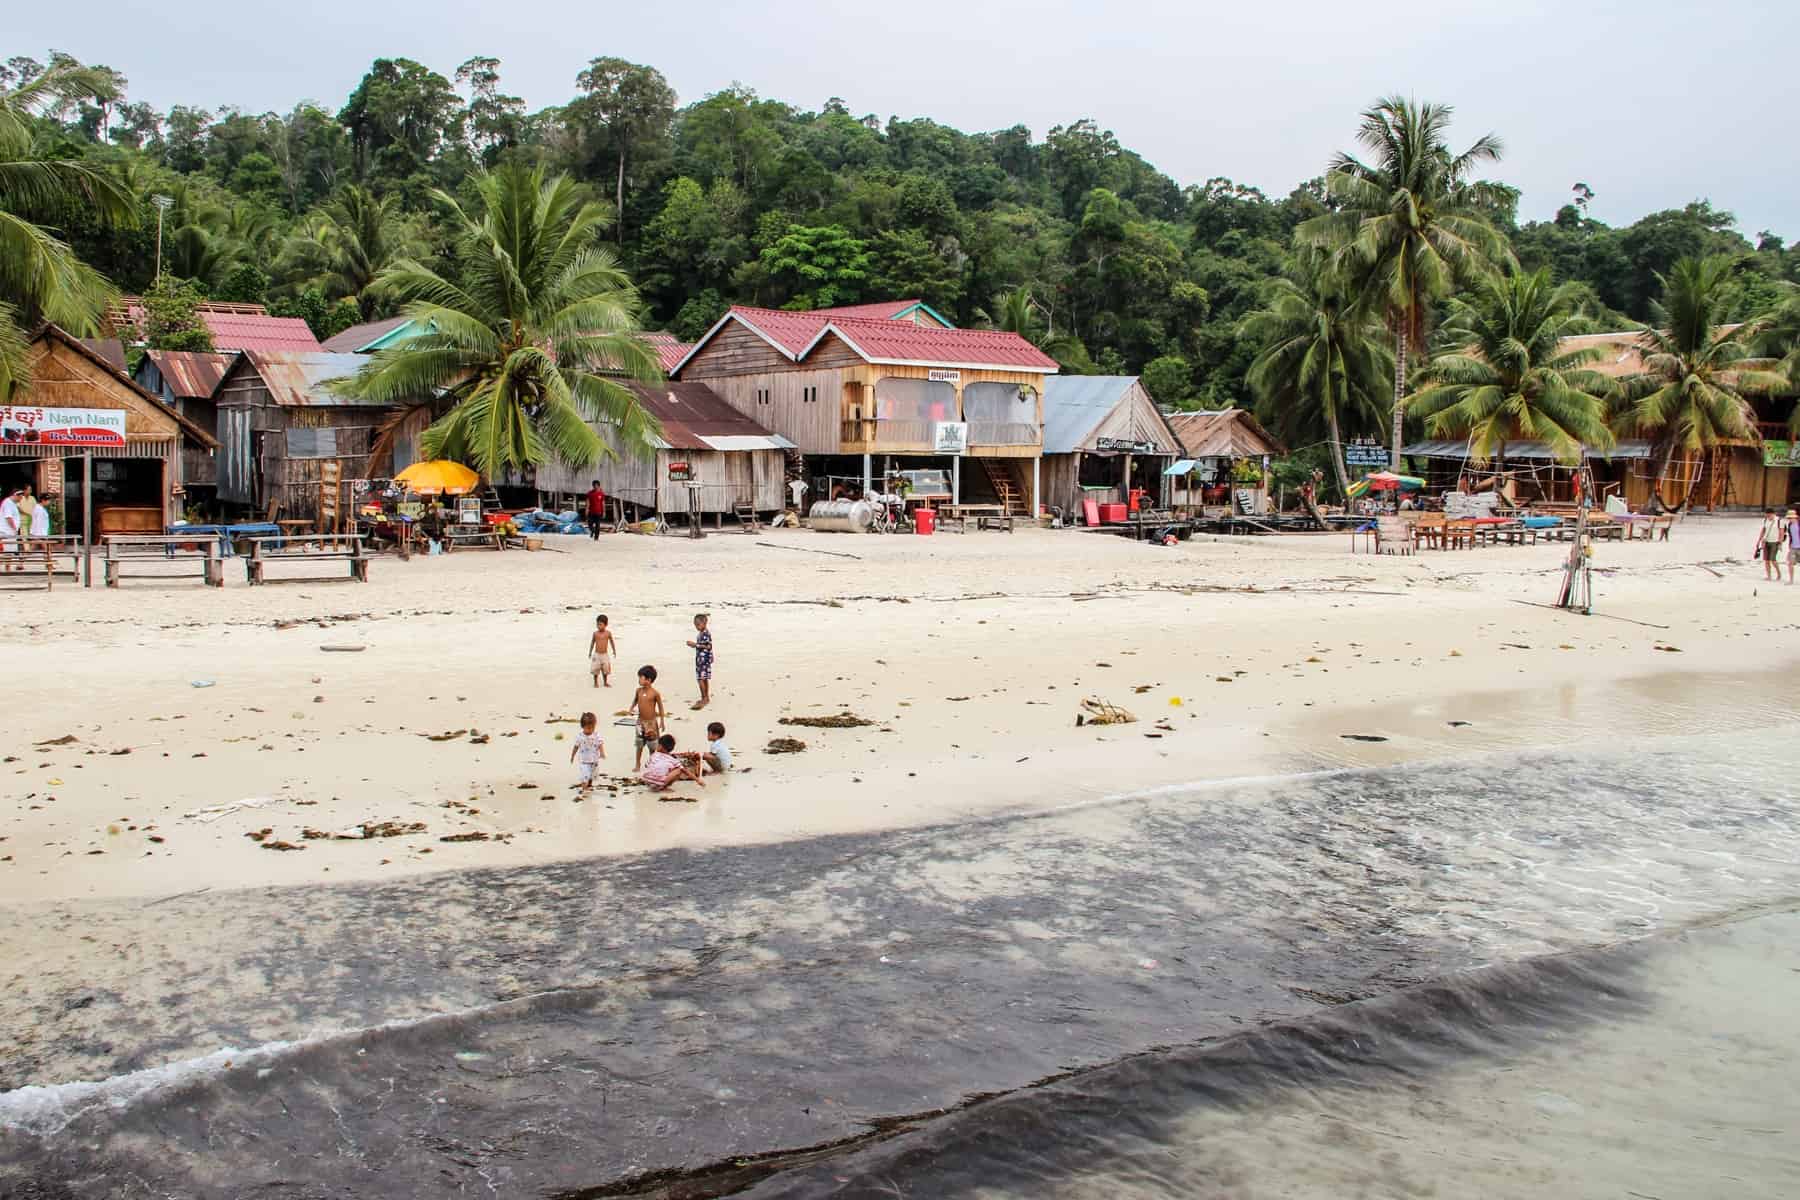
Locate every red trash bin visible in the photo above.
<box><xmin>913</xmin><ymin>508</ymin><xmax>936</xmax><ymax>535</ymax></box>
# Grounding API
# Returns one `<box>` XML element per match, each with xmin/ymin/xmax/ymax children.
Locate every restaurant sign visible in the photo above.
<box><xmin>933</xmin><ymin>421</ymin><xmax>969</xmax><ymax>455</ymax></box>
<box><xmin>1763</xmin><ymin>440</ymin><xmax>1800</xmax><ymax>467</ymax></box>
<box><xmin>0</xmin><ymin>405</ymin><xmax>127</xmax><ymax>448</ymax></box>
<box><xmin>1344</xmin><ymin>437</ymin><xmax>1389</xmax><ymax>467</ymax></box>
<box><xmin>667</xmin><ymin>461</ymin><xmax>693</xmax><ymax>481</ymax></box>
<box><xmin>927</xmin><ymin>369</ymin><xmax>961</xmax><ymax>384</ymax></box>
<box><xmin>1096</xmin><ymin>436</ymin><xmax>1161</xmax><ymax>454</ymax></box>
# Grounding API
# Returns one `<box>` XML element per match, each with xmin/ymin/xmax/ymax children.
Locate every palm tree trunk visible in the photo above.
<box><xmin>1326</xmin><ymin>407</ymin><xmax>1351</xmax><ymax>501</ymax></box>
<box><xmin>1647</xmin><ymin>440</ymin><xmax>1679</xmax><ymax>514</ymax></box>
<box><xmin>616</xmin><ymin>148</ymin><xmax>627</xmax><ymax>246</ymax></box>
<box><xmin>1390</xmin><ymin>326</ymin><xmax>1408</xmax><ymax>469</ymax></box>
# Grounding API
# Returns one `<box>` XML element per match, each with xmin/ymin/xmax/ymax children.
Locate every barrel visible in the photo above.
<box><xmin>807</xmin><ymin>499</ymin><xmax>874</xmax><ymax>533</ymax></box>
<box><xmin>913</xmin><ymin>507</ymin><xmax>936</xmax><ymax>535</ymax></box>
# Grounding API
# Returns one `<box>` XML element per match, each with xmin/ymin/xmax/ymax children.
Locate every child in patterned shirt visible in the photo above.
<box><xmin>570</xmin><ymin>711</ymin><xmax>606</xmax><ymax>793</ymax></box>
<box><xmin>685</xmin><ymin>613</ymin><xmax>713</xmax><ymax>710</ymax></box>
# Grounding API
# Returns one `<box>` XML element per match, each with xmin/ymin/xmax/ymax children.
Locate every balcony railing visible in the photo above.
<box><xmin>968</xmin><ymin>421</ymin><xmax>1038</xmax><ymax>447</ymax></box>
<box><xmin>842</xmin><ymin>418</ymin><xmax>936</xmax><ymax>448</ymax></box>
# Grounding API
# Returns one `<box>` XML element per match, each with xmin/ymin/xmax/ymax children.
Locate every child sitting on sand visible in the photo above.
<box><xmin>641</xmin><ymin>733</ymin><xmax>704</xmax><ymax>791</ymax></box>
<box><xmin>569</xmin><ymin>712</ymin><xmax>605</xmax><ymax>792</ymax></box>
<box><xmin>677</xmin><ymin>721</ymin><xmax>731</xmax><ymax>776</ymax></box>
<box><xmin>588</xmin><ymin>614</ymin><xmax>617</xmax><ymax>688</ymax></box>
<box><xmin>631</xmin><ymin>666</ymin><xmax>666</xmax><ymax>770</ymax></box>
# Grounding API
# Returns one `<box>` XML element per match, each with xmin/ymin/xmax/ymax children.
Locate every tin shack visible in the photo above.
<box><xmin>1040</xmin><ymin>376</ymin><xmax>1183</xmax><ymax>520</ymax></box>
<box><xmin>527</xmin><ymin>381</ymin><xmax>792</xmax><ymax>518</ymax></box>
<box><xmin>212</xmin><ymin>351</ymin><xmax>397</xmax><ymax>523</ymax></box>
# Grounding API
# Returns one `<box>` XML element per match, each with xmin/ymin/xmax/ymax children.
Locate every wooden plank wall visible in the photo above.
<box><xmin>706</xmin><ymin>370</ymin><xmax>844</xmax><ymax>454</ymax></box>
<box><xmin>677</xmin><ymin>322</ymin><xmax>793</xmax><ymax>377</ymax></box>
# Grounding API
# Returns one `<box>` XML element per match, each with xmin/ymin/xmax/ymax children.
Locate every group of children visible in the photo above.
<box><xmin>570</xmin><ymin>612</ymin><xmax>728</xmax><ymax>795</ymax></box>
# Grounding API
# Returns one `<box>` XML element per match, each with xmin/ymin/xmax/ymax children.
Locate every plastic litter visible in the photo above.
<box><xmin>190</xmin><ymin>680</ymin><xmax>215</xmax><ymax>689</ymax></box>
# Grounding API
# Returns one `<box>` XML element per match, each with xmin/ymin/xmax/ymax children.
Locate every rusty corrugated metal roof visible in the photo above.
<box><xmin>236</xmin><ymin>351</ymin><xmax>387</xmax><ymax>407</ymax></box>
<box><xmin>623</xmin><ymin>382</ymin><xmax>787</xmax><ymax>451</ymax></box>
<box><xmin>637</xmin><ymin>332</ymin><xmax>693</xmax><ymax>372</ymax></box>
<box><xmin>144</xmin><ymin>349</ymin><xmax>232</xmax><ymax>399</ymax></box>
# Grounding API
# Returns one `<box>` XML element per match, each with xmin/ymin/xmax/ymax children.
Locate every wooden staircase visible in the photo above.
<box><xmin>979</xmin><ymin>459</ymin><xmax>1029</xmax><ymax>516</ymax></box>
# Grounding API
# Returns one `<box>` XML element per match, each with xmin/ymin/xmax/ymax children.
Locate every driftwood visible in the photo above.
<box><xmin>756</xmin><ymin>540</ymin><xmax>862</xmax><ymax>561</ymax></box>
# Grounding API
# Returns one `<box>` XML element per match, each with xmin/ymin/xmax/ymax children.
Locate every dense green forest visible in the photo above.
<box><xmin>4</xmin><ymin>49</ymin><xmax>1797</xmax><ymax>503</ymax></box>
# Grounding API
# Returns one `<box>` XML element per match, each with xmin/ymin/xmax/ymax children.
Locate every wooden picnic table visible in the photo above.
<box><xmin>244</xmin><ymin>534</ymin><xmax>368</xmax><ymax>585</ymax></box>
<box><xmin>104</xmin><ymin>535</ymin><xmax>222</xmax><ymax>588</ymax></box>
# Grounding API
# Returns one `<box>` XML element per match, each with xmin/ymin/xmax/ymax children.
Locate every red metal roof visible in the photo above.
<box><xmin>722</xmin><ymin>305</ymin><xmax>836</xmax><ymax>356</ymax></box>
<box><xmin>810</xmin><ymin>299</ymin><xmax>926</xmax><ymax>321</ymax></box>
<box><xmin>114</xmin><ymin>300</ymin><xmax>323</xmax><ymax>353</ymax></box>
<box><xmin>202</xmin><ymin>312</ymin><xmax>322</xmax><ymax>352</ymax></box>
<box><xmin>638</xmin><ymin>332</ymin><xmax>693</xmax><ymax>372</ymax></box>
<box><xmin>820</xmin><ymin>318</ymin><xmax>1059</xmax><ymax>372</ymax></box>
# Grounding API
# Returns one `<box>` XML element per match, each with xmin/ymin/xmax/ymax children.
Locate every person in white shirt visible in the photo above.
<box><xmin>29</xmin><ymin>493</ymin><xmax>50</xmax><ymax>551</ymax></box>
<box><xmin>681</xmin><ymin>721</ymin><xmax>732</xmax><ymax>775</ymax></box>
<box><xmin>0</xmin><ymin>488</ymin><xmax>21</xmax><ymax>571</ymax></box>
<box><xmin>569</xmin><ymin>711</ymin><xmax>606</xmax><ymax>793</ymax></box>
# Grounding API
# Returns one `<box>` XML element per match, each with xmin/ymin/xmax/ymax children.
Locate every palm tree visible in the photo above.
<box><xmin>1408</xmin><ymin>268</ymin><xmax>1614</xmax><ymax>468</ymax></box>
<box><xmin>1241</xmin><ymin>251</ymin><xmax>1391</xmax><ymax>498</ymax></box>
<box><xmin>1749</xmin><ymin>286</ymin><xmax>1800</xmax><ymax>432</ymax></box>
<box><xmin>339</xmin><ymin>162</ymin><xmax>662</xmax><ymax>476</ymax></box>
<box><xmin>280</xmin><ymin>185</ymin><xmax>422</xmax><ymax>318</ymax></box>
<box><xmin>1622</xmin><ymin>256</ymin><xmax>1787</xmax><ymax>510</ymax></box>
<box><xmin>0</xmin><ymin>59</ymin><xmax>135</xmax><ymax>392</ymax></box>
<box><xmin>1298</xmin><ymin>96</ymin><xmax>1514</xmax><ymax>465</ymax></box>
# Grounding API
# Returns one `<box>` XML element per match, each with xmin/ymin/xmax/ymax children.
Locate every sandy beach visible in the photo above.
<box><xmin>2</xmin><ymin>514</ymin><xmax>1792</xmax><ymax>904</ymax></box>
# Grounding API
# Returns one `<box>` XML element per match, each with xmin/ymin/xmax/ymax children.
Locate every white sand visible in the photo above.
<box><xmin>2</xmin><ymin>515</ymin><xmax>1792</xmax><ymax>903</ymax></box>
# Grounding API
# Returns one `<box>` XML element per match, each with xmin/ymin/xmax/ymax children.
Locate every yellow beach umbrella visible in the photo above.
<box><xmin>395</xmin><ymin>460</ymin><xmax>480</xmax><ymax>496</ymax></box>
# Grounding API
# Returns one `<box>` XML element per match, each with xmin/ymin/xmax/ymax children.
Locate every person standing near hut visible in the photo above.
<box><xmin>1786</xmin><ymin>509</ymin><xmax>1800</xmax><ymax>586</ymax></box>
<box><xmin>28</xmin><ymin>489</ymin><xmax>50</xmax><ymax>552</ymax></box>
<box><xmin>0</xmin><ymin>487</ymin><xmax>21</xmax><ymax>571</ymax></box>
<box><xmin>585</xmin><ymin>480</ymin><xmax>607</xmax><ymax>540</ymax></box>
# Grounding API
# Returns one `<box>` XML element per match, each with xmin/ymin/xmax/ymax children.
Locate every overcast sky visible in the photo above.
<box><xmin>19</xmin><ymin>0</ymin><xmax>1799</xmax><ymax>237</ymax></box>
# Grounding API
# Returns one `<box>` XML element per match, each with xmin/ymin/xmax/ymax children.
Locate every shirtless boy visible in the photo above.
<box><xmin>588</xmin><ymin>614</ymin><xmax>617</xmax><ymax>687</ymax></box>
<box><xmin>631</xmin><ymin>665</ymin><xmax>667</xmax><ymax>770</ymax></box>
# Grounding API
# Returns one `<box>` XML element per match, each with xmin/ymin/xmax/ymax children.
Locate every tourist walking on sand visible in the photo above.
<box><xmin>1760</xmin><ymin>508</ymin><xmax>1785</xmax><ymax>581</ymax></box>
<box><xmin>686</xmin><ymin>613</ymin><xmax>713</xmax><ymax>710</ymax></box>
<box><xmin>585</xmin><ymin>479</ymin><xmax>607</xmax><ymax>539</ymax></box>
<box><xmin>588</xmin><ymin>614</ymin><xmax>617</xmax><ymax>687</ymax></box>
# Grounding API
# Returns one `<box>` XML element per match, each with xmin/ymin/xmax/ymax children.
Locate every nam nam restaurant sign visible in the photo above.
<box><xmin>0</xmin><ymin>406</ymin><xmax>127</xmax><ymax>448</ymax></box>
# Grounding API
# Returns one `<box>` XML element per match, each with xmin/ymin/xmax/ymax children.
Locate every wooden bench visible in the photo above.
<box><xmin>103</xmin><ymin>535</ymin><xmax>222</xmax><ymax>588</ymax></box>
<box><xmin>442</xmin><ymin>526</ymin><xmax>507</xmax><ymax>552</ymax></box>
<box><xmin>0</xmin><ymin>541</ymin><xmax>56</xmax><ymax>590</ymax></box>
<box><xmin>245</xmin><ymin>534</ymin><xmax>369</xmax><ymax>585</ymax></box>
<box><xmin>976</xmin><ymin>513</ymin><xmax>1015</xmax><ymax>532</ymax></box>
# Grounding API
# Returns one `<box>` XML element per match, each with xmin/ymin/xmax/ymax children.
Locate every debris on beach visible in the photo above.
<box><xmin>439</xmin><ymin>832</ymin><xmax>491</xmax><ymax>843</ymax></box>
<box><xmin>260</xmin><ymin>840</ymin><xmax>306</xmax><ymax>852</ymax></box>
<box><xmin>779</xmin><ymin>712</ymin><xmax>874</xmax><ymax>729</ymax></box>
<box><xmin>245</xmin><ymin>828</ymin><xmax>272</xmax><ymax>842</ymax></box>
<box><xmin>424</xmin><ymin>730</ymin><xmax>468</xmax><ymax>741</ymax></box>
<box><xmin>35</xmin><ymin>735</ymin><xmax>77</xmax><ymax>746</ymax></box>
<box><xmin>319</xmin><ymin>645</ymin><xmax>366</xmax><ymax>653</ymax></box>
<box><xmin>302</xmin><ymin>821</ymin><xmax>426</xmax><ymax>841</ymax></box>
<box><xmin>1075</xmin><ymin>698</ymin><xmax>1136</xmax><ymax>727</ymax></box>
<box><xmin>1341</xmin><ymin>734</ymin><xmax>1389</xmax><ymax>743</ymax></box>
<box><xmin>765</xmin><ymin>737</ymin><xmax>808</xmax><ymax>754</ymax></box>
<box><xmin>1654</xmin><ymin>644</ymin><xmax>1683</xmax><ymax>653</ymax></box>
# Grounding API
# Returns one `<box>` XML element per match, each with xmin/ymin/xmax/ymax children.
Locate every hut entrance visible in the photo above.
<box><xmin>61</xmin><ymin>456</ymin><xmax>165</xmax><ymax>537</ymax></box>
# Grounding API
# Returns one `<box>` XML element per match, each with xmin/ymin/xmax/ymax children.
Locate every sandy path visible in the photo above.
<box><xmin>2</xmin><ymin>514</ymin><xmax>1793</xmax><ymax>903</ymax></box>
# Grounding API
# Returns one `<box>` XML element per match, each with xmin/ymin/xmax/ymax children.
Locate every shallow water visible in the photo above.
<box><xmin>3</xmin><ymin>725</ymin><xmax>1798</xmax><ymax>1195</ymax></box>
<box><xmin>750</xmin><ymin>910</ymin><xmax>1800</xmax><ymax>1199</ymax></box>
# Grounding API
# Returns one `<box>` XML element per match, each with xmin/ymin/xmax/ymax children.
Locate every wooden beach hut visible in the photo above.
<box><xmin>526</xmin><ymin>381</ymin><xmax>792</xmax><ymax>518</ymax></box>
<box><xmin>0</xmin><ymin>325</ymin><xmax>217</xmax><ymax>535</ymax></box>
<box><xmin>1040</xmin><ymin>376</ymin><xmax>1183</xmax><ymax>519</ymax></box>
<box><xmin>212</xmin><ymin>351</ymin><xmax>400</xmax><ymax>524</ymax></box>
<box><xmin>1164</xmin><ymin>409</ymin><xmax>1287</xmax><ymax>515</ymax></box>
<box><xmin>669</xmin><ymin>301</ymin><xmax>1057</xmax><ymax>514</ymax></box>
